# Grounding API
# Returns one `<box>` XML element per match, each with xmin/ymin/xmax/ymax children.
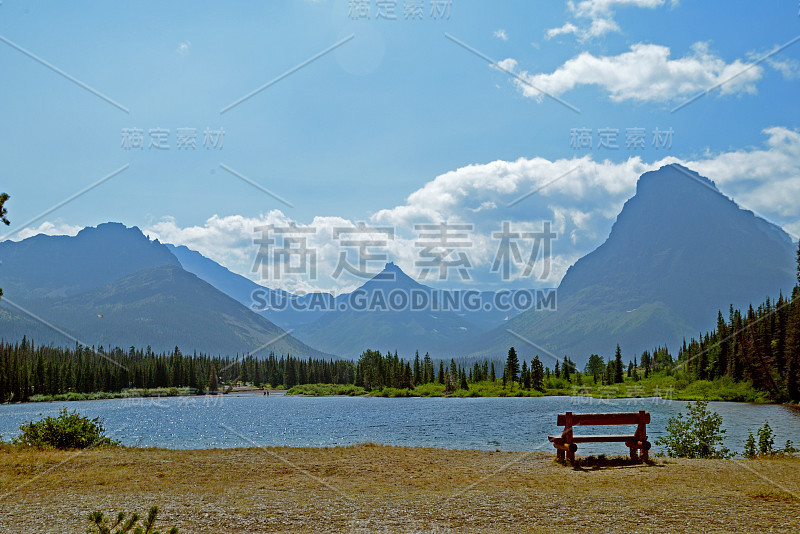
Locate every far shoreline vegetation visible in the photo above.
<box><xmin>0</xmin><ymin>328</ymin><xmax>794</xmax><ymax>406</ymax></box>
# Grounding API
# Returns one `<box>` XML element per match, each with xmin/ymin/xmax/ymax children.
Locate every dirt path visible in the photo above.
<box><xmin>1</xmin><ymin>445</ymin><xmax>798</xmax><ymax>533</ymax></box>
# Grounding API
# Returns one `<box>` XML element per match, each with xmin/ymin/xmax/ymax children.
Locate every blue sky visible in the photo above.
<box><xmin>1</xmin><ymin>0</ymin><xmax>799</xmax><ymax>292</ymax></box>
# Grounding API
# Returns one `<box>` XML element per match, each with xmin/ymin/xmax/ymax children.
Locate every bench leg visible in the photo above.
<box><xmin>556</xmin><ymin>448</ymin><xmax>565</xmax><ymax>461</ymax></box>
<box><xmin>641</xmin><ymin>448</ymin><xmax>649</xmax><ymax>461</ymax></box>
<box><xmin>629</xmin><ymin>447</ymin><xmax>638</xmax><ymax>461</ymax></box>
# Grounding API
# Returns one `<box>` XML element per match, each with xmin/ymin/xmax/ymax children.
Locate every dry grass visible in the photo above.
<box><xmin>0</xmin><ymin>444</ymin><xmax>798</xmax><ymax>533</ymax></box>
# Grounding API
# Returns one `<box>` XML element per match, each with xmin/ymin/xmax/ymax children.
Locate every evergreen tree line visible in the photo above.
<box><xmin>351</xmin><ymin>347</ymin><xmax>574</xmax><ymax>394</ymax></box>
<box><xmin>0</xmin><ymin>337</ymin><xmax>355</xmax><ymax>403</ymax></box>
<box><xmin>676</xmin><ymin>283</ymin><xmax>800</xmax><ymax>402</ymax></box>
<box><xmin>354</xmin><ymin>349</ymin><xmax>494</xmax><ymax>392</ymax></box>
<box><xmin>676</xmin><ymin>243</ymin><xmax>800</xmax><ymax>401</ymax></box>
<box><xmin>580</xmin><ymin>345</ymin><xmax>674</xmax><ymax>385</ymax></box>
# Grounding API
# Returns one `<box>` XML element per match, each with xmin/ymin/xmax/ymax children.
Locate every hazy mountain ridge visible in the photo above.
<box><xmin>0</xmin><ymin>222</ymin><xmax>180</xmax><ymax>299</ymax></box>
<box><xmin>0</xmin><ymin>225</ymin><xmax>331</xmax><ymax>357</ymax></box>
<box><xmin>292</xmin><ymin>262</ymin><xmax>479</xmax><ymax>358</ymax></box>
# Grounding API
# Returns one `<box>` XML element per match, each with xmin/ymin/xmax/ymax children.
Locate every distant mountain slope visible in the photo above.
<box><xmin>166</xmin><ymin>244</ymin><xmax>326</xmax><ymax>329</ymax></box>
<box><xmin>0</xmin><ymin>225</ymin><xmax>332</xmax><ymax>358</ymax></box>
<box><xmin>1</xmin><ymin>264</ymin><xmax>332</xmax><ymax>357</ymax></box>
<box><xmin>467</xmin><ymin>164</ymin><xmax>797</xmax><ymax>363</ymax></box>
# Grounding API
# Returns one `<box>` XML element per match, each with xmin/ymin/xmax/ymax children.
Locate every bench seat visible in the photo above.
<box><xmin>549</xmin><ymin>434</ymin><xmax>637</xmax><ymax>443</ymax></box>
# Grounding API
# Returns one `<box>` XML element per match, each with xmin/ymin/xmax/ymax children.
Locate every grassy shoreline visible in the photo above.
<box><xmin>5</xmin><ymin>377</ymin><xmax>798</xmax><ymax>407</ymax></box>
<box><xmin>9</xmin><ymin>385</ymin><xmax>277</xmax><ymax>404</ymax></box>
<box><xmin>286</xmin><ymin>376</ymin><xmax>793</xmax><ymax>405</ymax></box>
<box><xmin>1</xmin><ymin>444</ymin><xmax>797</xmax><ymax>533</ymax></box>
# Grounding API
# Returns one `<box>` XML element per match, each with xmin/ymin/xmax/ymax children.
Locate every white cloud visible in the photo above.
<box><xmin>144</xmin><ymin>212</ymin><xmax>411</xmax><ymax>295</ymax></box>
<box><xmin>744</xmin><ymin>45</ymin><xmax>800</xmax><ymax>80</ymax></box>
<box><xmin>684</xmin><ymin>127</ymin><xmax>800</xmax><ymax>228</ymax></box>
<box><xmin>14</xmin><ymin>221</ymin><xmax>82</xmax><ymax>240</ymax></box>
<box><xmin>495</xmin><ymin>58</ymin><xmax>518</xmax><ymax>72</ymax></box>
<box><xmin>505</xmin><ymin>42</ymin><xmax>762</xmax><ymax>103</ymax></box>
<box><xmin>765</xmin><ymin>57</ymin><xmax>800</xmax><ymax>80</ymax></box>
<box><xmin>493</xmin><ymin>29</ymin><xmax>509</xmax><ymax>41</ymax></box>
<box><xmin>546</xmin><ymin>22</ymin><xmax>581</xmax><ymax>40</ymax></box>
<box><xmin>547</xmin><ymin>0</ymin><xmax>677</xmax><ymax>40</ymax></box>
<box><xmin>176</xmin><ymin>41</ymin><xmax>191</xmax><ymax>56</ymax></box>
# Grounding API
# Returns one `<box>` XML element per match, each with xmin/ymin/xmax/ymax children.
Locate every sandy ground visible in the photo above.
<box><xmin>0</xmin><ymin>444</ymin><xmax>798</xmax><ymax>533</ymax></box>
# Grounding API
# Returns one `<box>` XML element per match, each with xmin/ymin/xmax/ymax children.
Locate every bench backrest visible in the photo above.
<box><xmin>556</xmin><ymin>411</ymin><xmax>650</xmax><ymax>427</ymax></box>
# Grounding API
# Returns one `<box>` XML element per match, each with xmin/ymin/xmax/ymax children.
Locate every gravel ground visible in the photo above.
<box><xmin>0</xmin><ymin>445</ymin><xmax>798</xmax><ymax>533</ymax></box>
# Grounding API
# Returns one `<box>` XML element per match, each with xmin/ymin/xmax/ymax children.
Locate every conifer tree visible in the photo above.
<box><xmin>562</xmin><ymin>356</ymin><xmax>571</xmax><ymax>381</ymax></box>
<box><xmin>614</xmin><ymin>345</ymin><xmax>624</xmax><ymax>384</ymax></box>
<box><xmin>208</xmin><ymin>365</ymin><xmax>219</xmax><ymax>393</ymax></box>
<box><xmin>521</xmin><ymin>360</ymin><xmax>530</xmax><ymax>389</ymax></box>
<box><xmin>531</xmin><ymin>356</ymin><xmax>544</xmax><ymax>391</ymax></box>
<box><xmin>506</xmin><ymin>347</ymin><xmax>520</xmax><ymax>390</ymax></box>
<box><xmin>423</xmin><ymin>352</ymin><xmax>433</xmax><ymax>383</ymax></box>
<box><xmin>786</xmin><ymin>288</ymin><xmax>800</xmax><ymax>401</ymax></box>
<box><xmin>786</xmin><ymin>353</ymin><xmax>798</xmax><ymax>402</ymax></box>
<box><xmin>796</xmin><ymin>240</ymin><xmax>800</xmax><ymax>286</ymax></box>
<box><xmin>714</xmin><ymin>311</ymin><xmax>729</xmax><ymax>379</ymax></box>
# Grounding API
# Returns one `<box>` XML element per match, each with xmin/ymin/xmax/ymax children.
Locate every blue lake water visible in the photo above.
<box><xmin>1</xmin><ymin>394</ymin><xmax>799</xmax><ymax>455</ymax></box>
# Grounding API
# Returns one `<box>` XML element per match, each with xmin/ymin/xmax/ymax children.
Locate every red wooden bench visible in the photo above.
<box><xmin>548</xmin><ymin>411</ymin><xmax>651</xmax><ymax>462</ymax></box>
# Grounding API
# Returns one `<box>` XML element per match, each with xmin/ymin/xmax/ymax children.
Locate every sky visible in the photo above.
<box><xmin>1</xmin><ymin>0</ymin><xmax>799</xmax><ymax>294</ymax></box>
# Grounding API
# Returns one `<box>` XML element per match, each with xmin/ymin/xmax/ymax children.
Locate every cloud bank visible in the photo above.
<box><xmin>16</xmin><ymin>129</ymin><xmax>800</xmax><ymax>294</ymax></box>
<box><xmin>142</xmin><ymin>127</ymin><xmax>800</xmax><ymax>293</ymax></box>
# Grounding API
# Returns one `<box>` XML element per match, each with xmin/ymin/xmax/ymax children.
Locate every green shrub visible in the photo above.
<box><xmin>14</xmin><ymin>408</ymin><xmax>118</xmax><ymax>449</ymax></box>
<box><xmin>744</xmin><ymin>431</ymin><xmax>757</xmax><ymax>458</ymax></box>
<box><xmin>744</xmin><ymin>423</ymin><xmax>799</xmax><ymax>457</ymax></box>
<box><xmin>655</xmin><ymin>400</ymin><xmax>732</xmax><ymax>459</ymax></box>
<box><xmin>757</xmin><ymin>422</ymin><xmax>775</xmax><ymax>455</ymax></box>
<box><xmin>286</xmin><ymin>383</ymin><xmax>367</xmax><ymax>396</ymax></box>
<box><xmin>88</xmin><ymin>505</ymin><xmax>177</xmax><ymax>534</ymax></box>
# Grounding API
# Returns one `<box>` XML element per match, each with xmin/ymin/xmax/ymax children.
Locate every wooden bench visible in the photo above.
<box><xmin>548</xmin><ymin>411</ymin><xmax>651</xmax><ymax>462</ymax></box>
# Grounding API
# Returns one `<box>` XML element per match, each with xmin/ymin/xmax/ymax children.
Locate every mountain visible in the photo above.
<box><xmin>166</xmin><ymin>244</ymin><xmax>327</xmax><ymax>329</ymax></box>
<box><xmin>0</xmin><ymin>222</ymin><xmax>180</xmax><ymax>299</ymax></box>
<box><xmin>292</xmin><ymin>262</ymin><xmax>482</xmax><ymax>358</ymax></box>
<box><xmin>467</xmin><ymin>164</ymin><xmax>797</xmax><ymax>364</ymax></box>
<box><xmin>0</xmin><ymin>224</ymin><xmax>332</xmax><ymax>357</ymax></box>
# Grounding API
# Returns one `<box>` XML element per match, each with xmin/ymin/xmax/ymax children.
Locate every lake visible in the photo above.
<box><xmin>1</xmin><ymin>394</ymin><xmax>799</xmax><ymax>455</ymax></box>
